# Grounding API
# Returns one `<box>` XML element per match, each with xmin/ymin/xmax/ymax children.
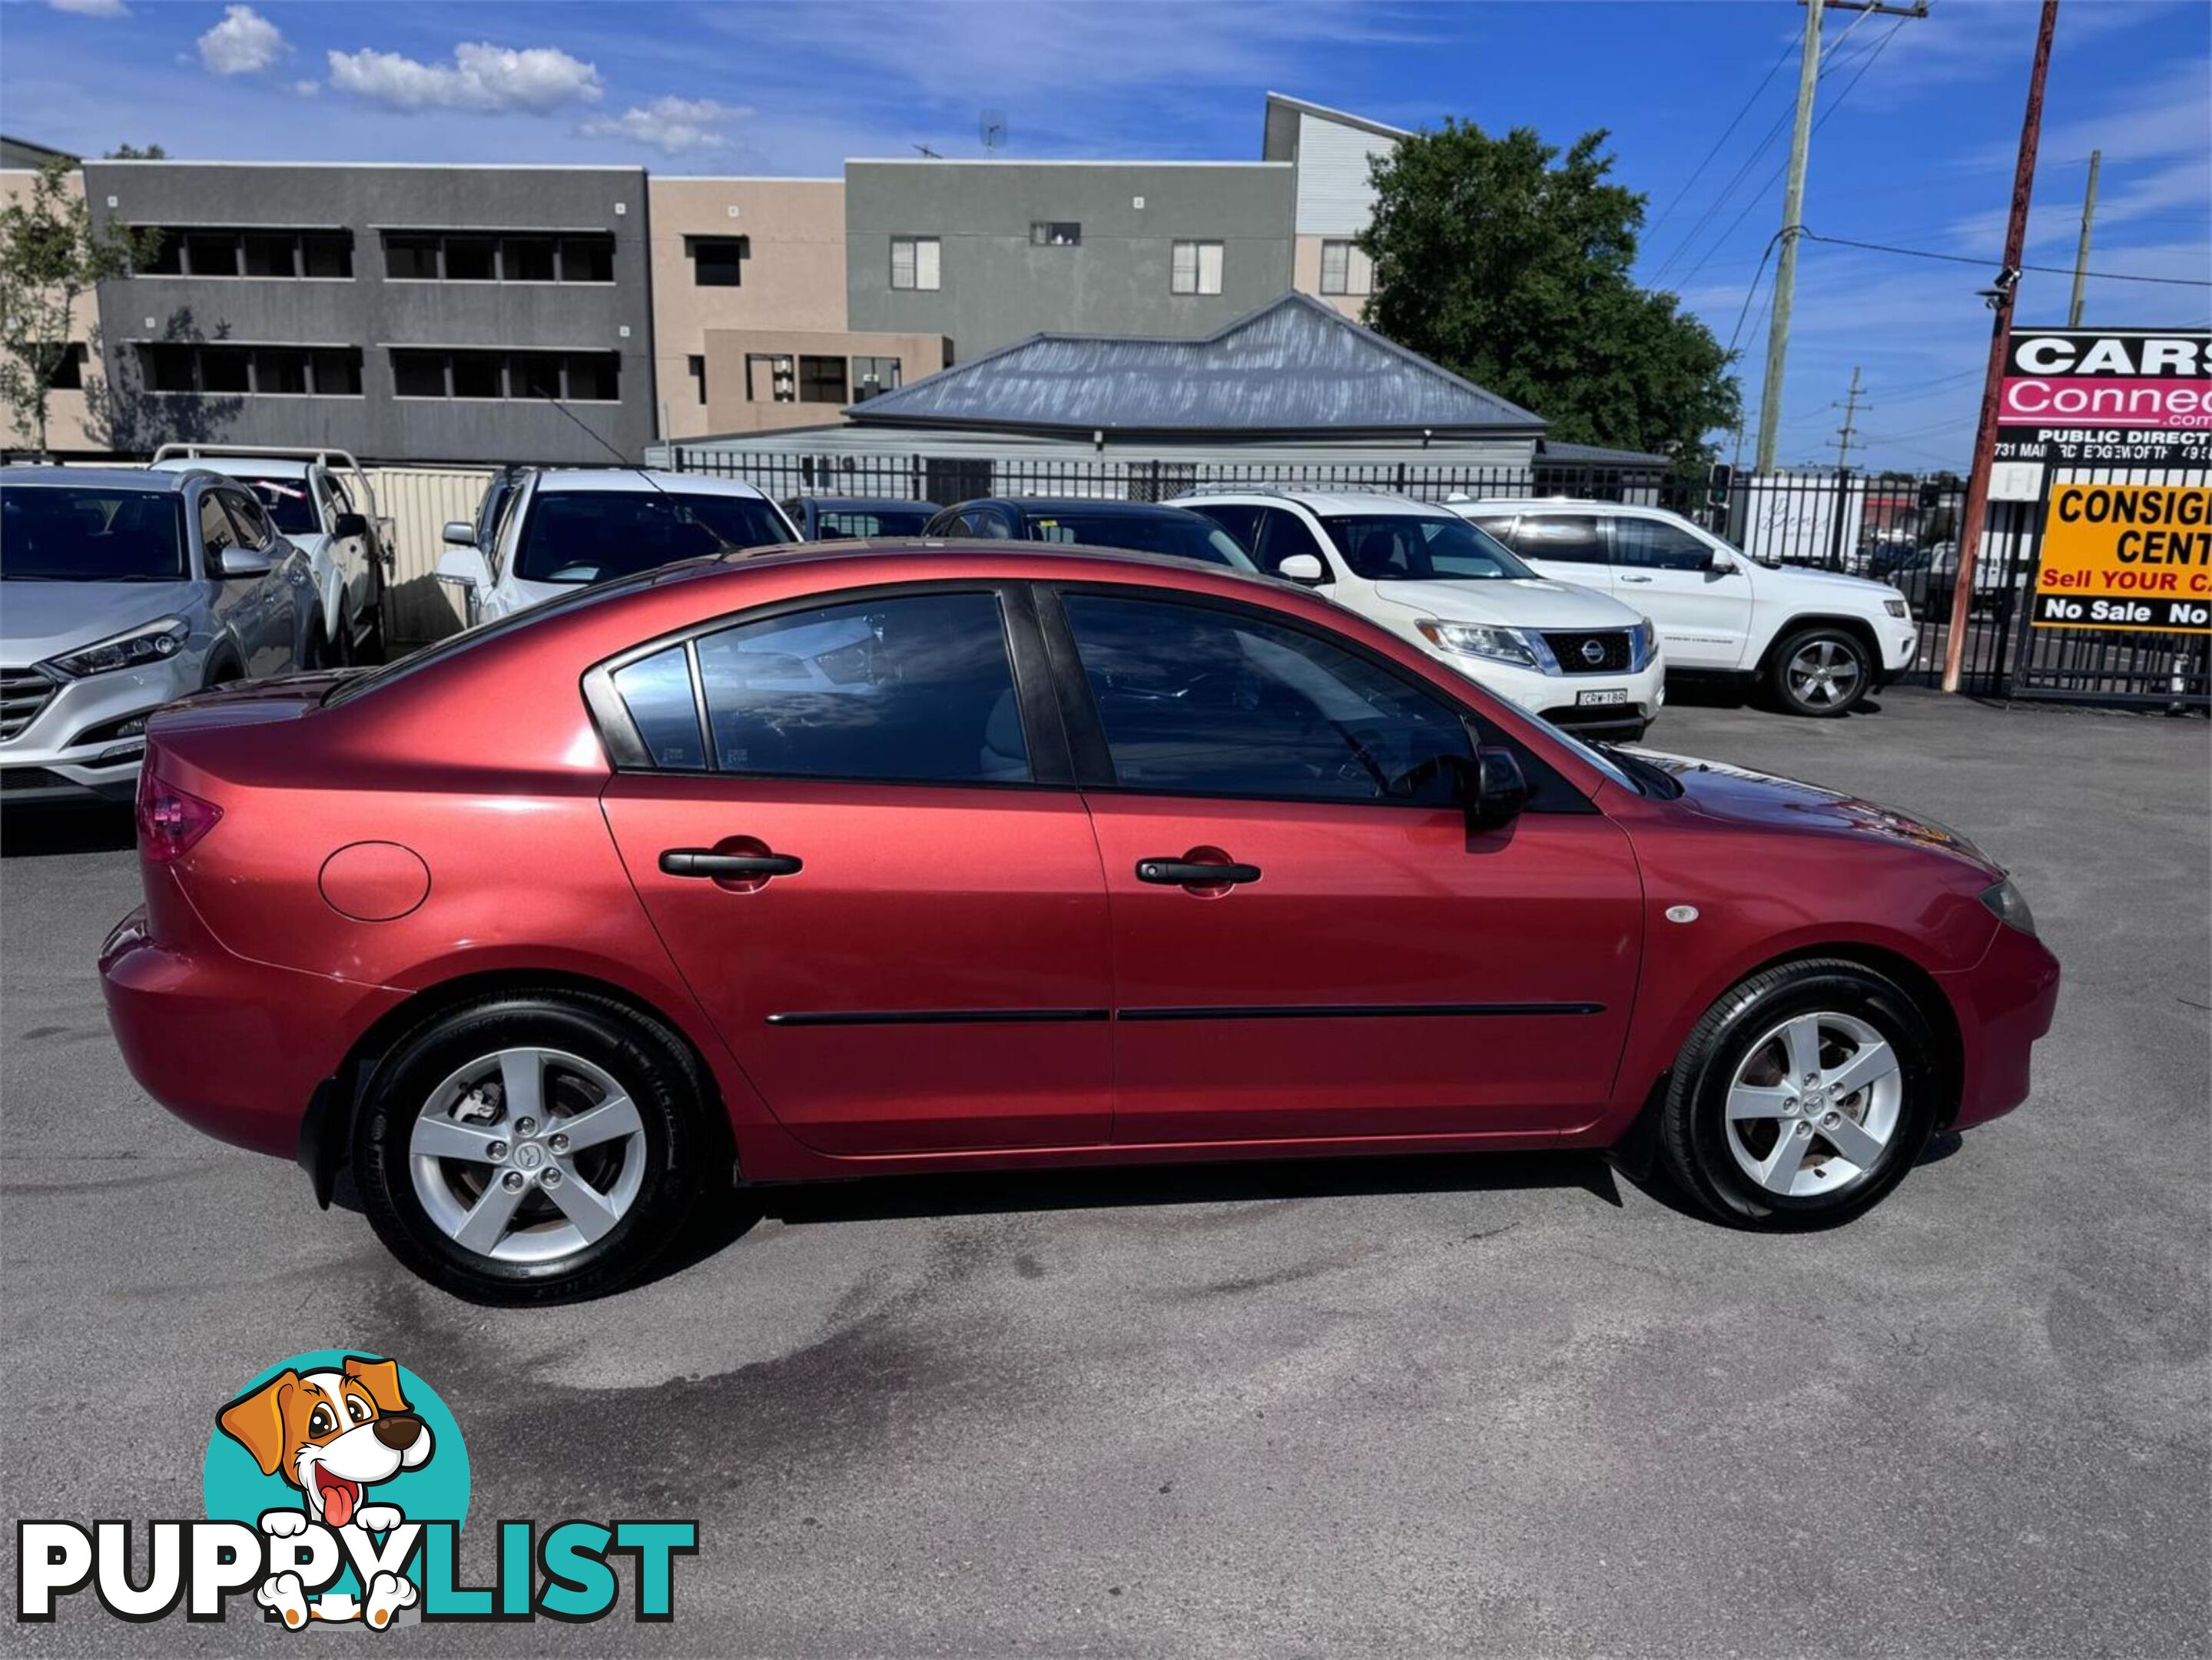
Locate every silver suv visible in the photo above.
<box><xmin>1</xmin><ymin>466</ymin><xmax>317</xmax><ymax>804</ymax></box>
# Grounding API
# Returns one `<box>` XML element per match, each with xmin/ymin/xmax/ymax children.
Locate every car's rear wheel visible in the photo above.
<box><xmin>1658</xmin><ymin>959</ymin><xmax>1938</xmax><ymax>1227</ymax></box>
<box><xmin>354</xmin><ymin>992</ymin><xmax>713</xmax><ymax>1302</ymax></box>
<box><xmin>1767</xmin><ymin>626</ymin><xmax>1871</xmax><ymax>716</ymax></box>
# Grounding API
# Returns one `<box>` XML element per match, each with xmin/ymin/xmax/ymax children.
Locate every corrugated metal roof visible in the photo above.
<box><xmin>847</xmin><ymin>293</ymin><xmax>1544</xmax><ymax>437</ymax></box>
<box><xmin>1538</xmin><ymin>439</ymin><xmax>1673</xmax><ymax>467</ymax></box>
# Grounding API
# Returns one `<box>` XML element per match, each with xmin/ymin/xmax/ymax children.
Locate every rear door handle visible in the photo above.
<box><xmin>1136</xmin><ymin>858</ymin><xmax>1262</xmax><ymax>886</ymax></box>
<box><xmin>660</xmin><ymin>848</ymin><xmax>803</xmax><ymax>878</ymax></box>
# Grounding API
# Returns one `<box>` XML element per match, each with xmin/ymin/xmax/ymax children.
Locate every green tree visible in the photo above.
<box><xmin>1360</xmin><ymin>121</ymin><xmax>1740</xmax><ymax>468</ymax></box>
<box><xmin>104</xmin><ymin>144</ymin><xmax>167</xmax><ymax>160</ymax></box>
<box><xmin>0</xmin><ymin>158</ymin><xmax>161</xmax><ymax>453</ymax></box>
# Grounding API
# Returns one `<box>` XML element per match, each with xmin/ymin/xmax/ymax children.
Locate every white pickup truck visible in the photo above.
<box><xmin>150</xmin><ymin>445</ymin><xmax>393</xmax><ymax>665</ymax></box>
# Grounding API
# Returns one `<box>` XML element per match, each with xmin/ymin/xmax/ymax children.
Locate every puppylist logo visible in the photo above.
<box><xmin>17</xmin><ymin>1350</ymin><xmax>696</xmax><ymax>1628</ymax></box>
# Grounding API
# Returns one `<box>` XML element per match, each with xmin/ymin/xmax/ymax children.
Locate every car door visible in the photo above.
<box><xmin>1046</xmin><ymin>584</ymin><xmax>1643</xmax><ymax>1144</ymax></box>
<box><xmin>221</xmin><ymin>488</ymin><xmax>307</xmax><ymax>675</ymax></box>
<box><xmin>320</xmin><ymin>471</ymin><xmax>372</xmax><ymax>622</ymax></box>
<box><xmin>1606</xmin><ymin>513</ymin><xmax>1754</xmax><ymax>671</ymax></box>
<box><xmin>1502</xmin><ymin>511</ymin><xmax>1617</xmax><ymax>600</ymax></box>
<box><xmin>598</xmin><ymin>583</ymin><xmax>1115</xmax><ymax>1156</ymax></box>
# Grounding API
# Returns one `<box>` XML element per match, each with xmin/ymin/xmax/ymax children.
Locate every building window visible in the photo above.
<box><xmin>747</xmin><ymin>354</ymin><xmax>795</xmax><ymax>403</ymax></box>
<box><xmin>1171</xmin><ymin>240</ymin><xmax>1224</xmax><ymax>296</ymax></box>
<box><xmin>134</xmin><ymin>227</ymin><xmax>356</xmax><ymax>280</ymax></box>
<box><xmin>688</xmin><ymin>354</ymin><xmax>707</xmax><ymax>405</ymax></box>
<box><xmin>686</xmin><ymin>235</ymin><xmax>748</xmax><ymax>287</ymax></box>
<box><xmin>1319</xmin><ymin>240</ymin><xmax>1373</xmax><ymax>297</ymax></box>
<box><xmin>851</xmin><ymin>356</ymin><xmax>902</xmax><ymax>401</ymax></box>
<box><xmin>135</xmin><ymin>342</ymin><xmax>363</xmax><ymax>396</ymax></box>
<box><xmin>43</xmin><ymin>344</ymin><xmax>88</xmax><ymax>390</ymax></box>
<box><xmin>380</xmin><ymin>231</ymin><xmax>615</xmax><ymax>284</ymax></box>
<box><xmin>387</xmin><ymin>348</ymin><xmax>620</xmax><ymax>402</ymax></box>
<box><xmin>798</xmin><ymin>355</ymin><xmax>848</xmax><ymax>404</ymax></box>
<box><xmin>890</xmin><ymin>235</ymin><xmax>940</xmax><ymax>291</ymax></box>
<box><xmin>1030</xmin><ymin>222</ymin><xmax>1081</xmax><ymax>247</ymax></box>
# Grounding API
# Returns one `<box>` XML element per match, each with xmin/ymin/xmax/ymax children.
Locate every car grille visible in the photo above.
<box><xmin>0</xmin><ymin>669</ymin><xmax>57</xmax><ymax>741</ymax></box>
<box><xmin>0</xmin><ymin>766</ymin><xmax>71</xmax><ymax>794</ymax></box>
<box><xmin>1542</xmin><ymin>630</ymin><xmax>1633</xmax><ymax>675</ymax></box>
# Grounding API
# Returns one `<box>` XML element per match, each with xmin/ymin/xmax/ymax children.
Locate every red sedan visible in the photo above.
<box><xmin>101</xmin><ymin>543</ymin><xmax>2059</xmax><ymax>1302</ymax></box>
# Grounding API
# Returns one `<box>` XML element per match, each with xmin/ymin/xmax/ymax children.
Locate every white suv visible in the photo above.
<box><xmin>1451</xmin><ymin>498</ymin><xmax>1919</xmax><ymax>718</ymax></box>
<box><xmin>1174</xmin><ymin>490</ymin><xmax>1663</xmax><ymax>742</ymax></box>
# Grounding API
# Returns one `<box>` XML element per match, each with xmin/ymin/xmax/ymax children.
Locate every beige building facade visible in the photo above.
<box><xmin>1</xmin><ymin>164</ymin><xmax>102</xmax><ymax>455</ymax></box>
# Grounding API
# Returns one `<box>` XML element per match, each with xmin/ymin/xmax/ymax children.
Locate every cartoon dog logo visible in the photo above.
<box><xmin>217</xmin><ymin>1356</ymin><xmax>433</xmax><ymax>1628</ymax></box>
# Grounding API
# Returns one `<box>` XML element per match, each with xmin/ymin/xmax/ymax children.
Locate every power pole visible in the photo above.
<box><xmin>1756</xmin><ymin>0</ymin><xmax>1928</xmax><ymax>474</ymax></box>
<box><xmin>1829</xmin><ymin>366</ymin><xmax>1866</xmax><ymax>471</ymax></box>
<box><xmin>1942</xmin><ymin>0</ymin><xmax>2061</xmax><ymax>695</ymax></box>
<box><xmin>2068</xmin><ymin>148</ymin><xmax>2101</xmax><ymax>327</ymax></box>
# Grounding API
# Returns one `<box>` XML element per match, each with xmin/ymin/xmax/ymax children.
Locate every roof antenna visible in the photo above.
<box><xmin>525</xmin><ymin>370</ymin><xmax>740</xmax><ymax>556</ymax></box>
<box><xmin>979</xmin><ymin>110</ymin><xmax>1007</xmax><ymax>155</ymax></box>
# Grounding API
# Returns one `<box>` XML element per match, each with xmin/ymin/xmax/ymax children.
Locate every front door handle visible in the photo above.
<box><xmin>1619</xmin><ymin>573</ymin><xmax>1653</xmax><ymax>583</ymax></box>
<box><xmin>1136</xmin><ymin>858</ymin><xmax>1262</xmax><ymax>886</ymax></box>
<box><xmin>660</xmin><ymin>848</ymin><xmax>803</xmax><ymax>878</ymax></box>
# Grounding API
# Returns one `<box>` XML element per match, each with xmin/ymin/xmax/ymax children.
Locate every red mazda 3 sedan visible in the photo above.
<box><xmin>101</xmin><ymin>543</ymin><xmax>2058</xmax><ymax>1301</ymax></box>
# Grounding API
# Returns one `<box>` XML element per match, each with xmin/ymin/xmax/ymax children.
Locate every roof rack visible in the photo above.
<box><xmin>1174</xmin><ymin>481</ymin><xmax>1423</xmax><ymax>500</ymax></box>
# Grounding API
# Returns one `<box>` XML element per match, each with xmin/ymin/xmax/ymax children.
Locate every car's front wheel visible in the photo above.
<box><xmin>353</xmin><ymin>991</ymin><xmax>715</xmax><ymax>1302</ymax></box>
<box><xmin>1767</xmin><ymin>626</ymin><xmax>1872</xmax><ymax>716</ymax></box>
<box><xmin>1657</xmin><ymin>959</ymin><xmax>1939</xmax><ymax>1227</ymax></box>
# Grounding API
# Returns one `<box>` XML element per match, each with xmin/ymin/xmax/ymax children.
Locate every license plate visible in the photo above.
<box><xmin>1576</xmin><ymin>688</ymin><xmax>1630</xmax><ymax>706</ymax></box>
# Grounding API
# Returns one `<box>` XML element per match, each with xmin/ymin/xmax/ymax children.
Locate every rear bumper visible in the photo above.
<box><xmin>99</xmin><ymin>905</ymin><xmax>405</xmax><ymax>1158</ymax></box>
<box><xmin>1940</xmin><ymin>921</ymin><xmax>2061</xmax><ymax>1130</ymax></box>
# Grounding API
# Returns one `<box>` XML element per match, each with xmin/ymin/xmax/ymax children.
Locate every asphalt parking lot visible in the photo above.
<box><xmin>2</xmin><ymin>688</ymin><xmax>2206</xmax><ymax>1657</ymax></box>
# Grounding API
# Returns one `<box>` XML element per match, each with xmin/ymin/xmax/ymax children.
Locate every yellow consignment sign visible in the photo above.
<box><xmin>2032</xmin><ymin>483</ymin><xmax>2212</xmax><ymax>632</ymax></box>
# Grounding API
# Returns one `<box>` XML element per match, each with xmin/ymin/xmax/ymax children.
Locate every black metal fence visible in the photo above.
<box><xmin>672</xmin><ymin>449</ymin><xmax>2207</xmax><ymax>709</ymax></box>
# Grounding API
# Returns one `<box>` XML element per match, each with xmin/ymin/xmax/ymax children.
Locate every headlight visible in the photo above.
<box><xmin>1630</xmin><ymin>617</ymin><xmax>1657</xmax><ymax>668</ymax></box>
<box><xmin>1414</xmin><ymin>619</ymin><xmax>1539</xmax><ymax>668</ymax></box>
<box><xmin>1978</xmin><ymin>878</ymin><xmax>2038</xmax><ymax>937</ymax></box>
<box><xmin>1884</xmin><ymin>596</ymin><xmax>1911</xmax><ymax>619</ymax></box>
<box><xmin>39</xmin><ymin>617</ymin><xmax>190</xmax><ymax>680</ymax></box>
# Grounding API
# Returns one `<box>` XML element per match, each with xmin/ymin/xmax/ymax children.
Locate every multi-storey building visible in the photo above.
<box><xmin>80</xmin><ymin>161</ymin><xmax>656</xmax><ymax>466</ymax></box>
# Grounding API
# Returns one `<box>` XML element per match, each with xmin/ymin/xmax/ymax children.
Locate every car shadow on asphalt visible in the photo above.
<box><xmin>0</xmin><ymin>804</ymin><xmax>136</xmax><ymax>858</ymax></box>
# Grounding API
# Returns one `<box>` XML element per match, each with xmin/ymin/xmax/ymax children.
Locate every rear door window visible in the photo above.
<box><xmin>1511</xmin><ymin>513</ymin><xmax>1608</xmax><ymax>566</ymax></box>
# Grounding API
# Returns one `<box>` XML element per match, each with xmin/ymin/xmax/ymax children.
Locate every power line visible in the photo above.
<box><xmin>1799</xmin><ymin>227</ymin><xmax>2212</xmax><ymax>286</ymax></box>
<box><xmin>1644</xmin><ymin>38</ymin><xmax>1798</xmax><ymax>245</ymax></box>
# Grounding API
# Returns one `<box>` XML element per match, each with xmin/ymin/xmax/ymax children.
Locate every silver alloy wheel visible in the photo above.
<box><xmin>1786</xmin><ymin>638</ymin><xmax>1865</xmax><ymax>707</ymax></box>
<box><xmin>409</xmin><ymin>1047</ymin><xmax>646</xmax><ymax>1264</ymax></box>
<box><xmin>1723</xmin><ymin>1011</ymin><xmax>1903</xmax><ymax>1199</ymax></box>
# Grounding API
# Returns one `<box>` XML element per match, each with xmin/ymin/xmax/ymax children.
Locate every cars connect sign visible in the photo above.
<box><xmin>1996</xmin><ymin>328</ymin><xmax>2212</xmax><ymax>466</ymax></box>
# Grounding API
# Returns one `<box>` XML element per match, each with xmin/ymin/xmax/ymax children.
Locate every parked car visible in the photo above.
<box><xmin>1873</xmin><ymin>540</ymin><xmax>2023</xmax><ymax>622</ymax></box>
<box><xmin>1</xmin><ymin>466</ymin><xmax>316</xmax><ymax>803</ymax></box>
<box><xmin>784</xmin><ymin>496</ymin><xmax>938</xmax><ymax>540</ymax></box>
<box><xmin>149</xmin><ymin>446</ymin><xmax>393</xmax><ymax>665</ymax></box>
<box><xmin>925</xmin><ymin>497</ymin><xmax>1260</xmax><ymax>570</ymax></box>
<box><xmin>435</xmin><ymin>470</ymin><xmax>798</xmax><ymax>626</ymax></box>
<box><xmin>1176</xmin><ymin>489</ymin><xmax>1660</xmax><ymax>741</ymax></box>
<box><xmin>1450</xmin><ymin>499</ymin><xmax>1919</xmax><ymax>718</ymax></box>
<box><xmin>469</xmin><ymin>463</ymin><xmax>537</xmax><ymax>559</ymax></box>
<box><xmin>101</xmin><ymin>540</ymin><xmax>2057</xmax><ymax>1300</ymax></box>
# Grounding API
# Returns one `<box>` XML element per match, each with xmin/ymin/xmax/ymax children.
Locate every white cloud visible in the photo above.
<box><xmin>48</xmin><ymin>0</ymin><xmax>128</xmax><ymax>17</ymax></box>
<box><xmin>325</xmin><ymin>42</ymin><xmax>603</xmax><ymax>114</ymax></box>
<box><xmin>579</xmin><ymin>95</ymin><xmax>748</xmax><ymax>155</ymax></box>
<box><xmin>290</xmin><ymin>78</ymin><xmax>321</xmax><ymax>98</ymax></box>
<box><xmin>197</xmin><ymin>5</ymin><xmax>283</xmax><ymax>76</ymax></box>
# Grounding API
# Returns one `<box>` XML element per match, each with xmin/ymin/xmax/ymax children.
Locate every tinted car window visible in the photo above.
<box><xmin>695</xmin><ymin>592</ymin><xmax>1028</xmax><ymax>783</ymax></box>
<box><xmin>1256</xmin><ymin>508</ymin><xmax>1332</xmax><ymax>579</ymax></box>
<box><xmin>1460</xmin><ymin>513</ymin><xmax>1519</xmax><ymax>549</ymax></box>
<box><xmin>221</xmin><ymin>490</ymin><xmax>277</xmax><ymax>550</ymax></box>
<box><xmin>514</xmin><ymin>490</ymin><xmax>794</xmax><ymax>584</ymax></box>
<box><xmin>1184</xmin><ymin>501</ymin><xmax>1262</xmax><ymax>553</ymax></box>
<box><xmin>1061</xmin><ymin>593</ymin><xmax>1472</xmax><ymax>804</ymax></box>
<box><xmin>1020</xmin><ymin>511</ymin><xmax>1256</xmax><ymax>570</ymax></box>
<box><xmin>1511</xmin><ymin>514</ymin><xmax>1607</xmax><ymax>565</ymax></box>
<box><xmin>198</xmin><ymin>493</ymin><xmax>237</xmax><ymax>559</ymax></box>
<box><xmin>0</xmin><ymin>486</ymin><xmax>188</xmax><ymax>583</ymax></box>
<box><xmin>817</xmin><ymin>507</ymin><xmax>934</xmax><ymax>538</ymax></box>
<box><xmin>230</xmin><ymin>475</ymin><xmax>318</xmax><ymax>535</ymax></box>
<box><xmin>1611</xmin><ymin>516</ymin><xmax>1716</xmax><ymax>572</ymax></box>
<box><xmin>612</xmin><ymin>644</ymin><xmax>707</xmax><ymax>770</ymax></box>
<box><xmin>1321</xmin><ymin>513</ymin><xmax>1532</xmax><ymax>582</ymax></box>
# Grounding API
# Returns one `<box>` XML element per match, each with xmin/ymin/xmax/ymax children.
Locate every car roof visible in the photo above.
<box><xmin>1174</xmin><ymin>490</ymin><xmax>1447</xmax><ymax>518</ymax></box>
<box><xmin>148</xmin><ymin>456</ymin><xmax>313</xmax><ymax>479</ymax></box>
<box><xmin>2</xmin><ymin>465</ymin><xmax>194</xmax><ymax>493</ymax></box>
<box><xmin>793</xmin><ymin>496</ymin><xmax>932</xmax><ymax>512</ymax></box>
<box><xmin>953</xmin><ymin>497</ymin><xmax>1209</xmax><ymax>518</ymax></box>
<box><xmin>1455</xmin><ymin>496</ymin><xmax>1665</xmax><ymax>513</ymax></box>
<box><xmin>529</xmin><ymin>468</ymin><xmax>771</xmax><ymax>500</ymax></box>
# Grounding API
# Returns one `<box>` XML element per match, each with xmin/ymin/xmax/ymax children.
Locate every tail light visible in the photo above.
<box><xmin>135</xmin><ymin>763</ymin><xmax>222</xmax><ymax>865</ymax></box>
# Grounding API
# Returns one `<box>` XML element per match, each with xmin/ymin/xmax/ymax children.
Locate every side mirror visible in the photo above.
<box><xmin>442</xmin><ymin>520</ymin><xmax>477</xmax><ymax>548</ymax></box>
<box><xmin>330</xmin><ymin>512</ymin><xmax>370</xmax><ymax>540</ymax></box>
<box><xmin>217</xmin><ymin>544</ymin><xmax>273</xmax><ymax>579</ymax></box>
<box><xmin>436</xmin><ymin>546</ymin><xmax>492</xmax><ymax>591</ymax></box>
<box><xmin>1467</xmin><ymin>748</ymin><xmax>1528</xmax><ymax>832</ymax></box>
<box><xmin>1708</xmin><ymin>550</ymin><xmax>1739</xmax><ymax>579</ymax></box>
<box><xmin>1276</xmin><ymin>553</ymin><xmax>1326</xmax><ymax>585</ymax></box>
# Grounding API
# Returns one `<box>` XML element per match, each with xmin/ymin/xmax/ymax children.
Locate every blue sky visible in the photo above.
<box><xmin>3</xmin><ymin>0</ymin><xmax>2206</xmax><ymax>471</ymax></box>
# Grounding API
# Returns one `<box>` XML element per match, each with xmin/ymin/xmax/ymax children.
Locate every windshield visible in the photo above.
<box><xmin>1322</xmin><ymin>513</ymin><xmax>1534</xmax><ymax>582</ymax></box>
<box><xmin>0</xmin><ymin>486</ymin><xmax>188</xmax><ymax>583</ymax></box>
<box><xmin>231</xmin><ymin>475</ymin><xmax>319</xmax><ymax>536</ymax></box>
<box><xmin>816</xmin><ymin>506</ymin><xmax>934</xmax><ymax>538</ymax></box>
<box><xmin>1023</xmin><ymin>512</ymin><xmax>1259</xmax><ymax>571</ymax></box>
<box><xmin>514</xmin><ymin>490</ymin><xmax>795</xmax><ymax>585</ymax></box>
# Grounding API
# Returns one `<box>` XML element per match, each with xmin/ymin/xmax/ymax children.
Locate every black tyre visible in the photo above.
<box><xmin>353</xmin><ymin>991</ymin><xmax>715</xmax><ymax>1303</ymax></box>
<box><xmin>1766</xmin><ymin>626</ymin><xmax>1872</xmax><ymax>716</ymax></box>
<box><xmin>1657</xmin><ymin>958</ymin><xmax>1939</xmax><ymax>1228</ymax></box>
